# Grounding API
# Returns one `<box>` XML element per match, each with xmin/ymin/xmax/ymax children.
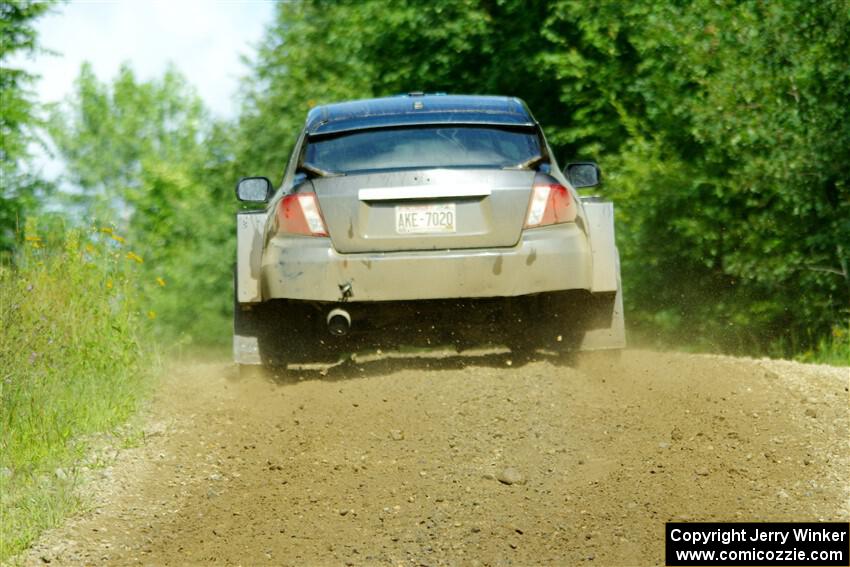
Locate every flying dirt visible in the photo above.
<box><xmin>19</xmin><ymin>349</ymin><xmax>849</xmax><ymax>566</ymax></box>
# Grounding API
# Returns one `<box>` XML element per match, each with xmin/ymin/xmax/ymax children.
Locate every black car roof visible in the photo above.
<box><xmin>304</xmin><ymin>94</ymin><xmax>535</xmax><ymax>135</ymax></box>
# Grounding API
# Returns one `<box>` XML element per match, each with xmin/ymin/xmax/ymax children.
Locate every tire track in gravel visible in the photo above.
<box><xmin>19</xmin><ymin>350</ymin><xmax>849</xmax><ymax>566</ymax></box>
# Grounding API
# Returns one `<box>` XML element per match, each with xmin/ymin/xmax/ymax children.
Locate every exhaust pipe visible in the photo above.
<box><xmin>326</xmin><ymin>308</ymin><xmax>351</xmax><ymax>336</ymax></box>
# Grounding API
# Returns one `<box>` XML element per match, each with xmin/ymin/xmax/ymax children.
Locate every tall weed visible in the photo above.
<box><xmin>0</xmin><ymin>218</ymin><xmax>157</xmax><ymax>559</ymax></box>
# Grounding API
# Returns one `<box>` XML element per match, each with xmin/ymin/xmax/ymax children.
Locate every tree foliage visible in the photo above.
<box><xmin>0</xmin><ymin>0</ymin><xmax>54</xmax><ymax>257</ymax></box>
<box><xmin>237</xmin><ymin>0</ymin><xmax>849</xmax><ymax>355</ymax></box>
<box><xmin>551</xmin><ymin>0</ymin><xmax>850</xmax><ymax>351</ymax></box>
<box><xmin>237</xmin><ymin>0</ymin><xmax>562</xmax><ymax>178</ymax></box>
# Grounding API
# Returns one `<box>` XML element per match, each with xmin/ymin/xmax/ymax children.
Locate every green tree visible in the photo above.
<box><xmin>0</xmin><ymin>0</ymin><xmax>55</xmax><ymax>257</ymax></box>
<box><xmin>237</xmin><ymin>0</ymin><xmax>558</xmax><ymax>177</ymax></box>
<box><xmin>671</xmin><ymin>0</ymin><xmax>850</xmax><ymax>349</ymax></box>
<box><xmin>239</xmin><ymin>0</ymin><xmax>848</xmax><ymax>356</ymax></box>
<box><xmin>49</xmin><ymin>64</ymin><xmax>236</xmax><ymax>343</ymax></box>
<box><xmin>539</xmin><ymin>0</ymin><xmax>850</xmax><ymax>352</ymax></box>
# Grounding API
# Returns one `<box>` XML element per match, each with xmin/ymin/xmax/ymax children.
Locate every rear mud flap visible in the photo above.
<box><xmin>236</xmin><ymin>211</ymin><xmax>267</xmax><ymax>303</ymax></box>
<box><xmin>235</xmin><ymin>210</ymin><xmax>267</xmax><ymax>365</ymax></box>
<box><xmin>583</xmin><ymin>199</ymin><xmax>618</xmax><ymax>294</ymax></box>
<box><xmin>580</xmin><ymin>276</ymin><xmax>626</xmax><ymax>351</ymax></box>
<box><xmin>579</xmin><ymin>198</ymin><xmax>625</xmax><ymax>350</ymax></box>
<box><xmin>234</xmin><ymin>335</ymin><xmax>261</xmax><ymax>365</ymax></box>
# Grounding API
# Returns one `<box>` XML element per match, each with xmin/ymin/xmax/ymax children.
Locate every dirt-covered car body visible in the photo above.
<box><xmin>234</xmin><ymin>94</ymin><xmax>624</xmax><ymax>367</ymax></box>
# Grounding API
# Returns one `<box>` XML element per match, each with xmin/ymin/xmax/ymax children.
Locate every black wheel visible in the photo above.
<box><xmin>503</xmin><ymin>326</ymin><xmax>537</xmax><ymax>364</ymax></box>
<box><xmin>533</xmin><ymin>292</ymin><xmax>592</xmax><ymax>363</ymax></box>
<box><xmin>253</xmin><ymin>300</ymin><xmax>323</xmax><ymax>369</ymax></box>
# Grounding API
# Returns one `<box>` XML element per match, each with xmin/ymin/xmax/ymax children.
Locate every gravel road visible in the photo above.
<box><xmin>19</xmin><ymin>349</ymin><xmax>849</xmax><ymax>566</ymax></box>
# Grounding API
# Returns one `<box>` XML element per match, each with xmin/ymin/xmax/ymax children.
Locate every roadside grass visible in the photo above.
<box><xmin>796</xmin><ymin>324</ymin><xmax>850</xmax><ymax>367</ymax></box>
<box><xmin>626</xmin><ymin>318</ymin><xmax>850</xmax><ymax>368</ymax></box>
<box><xmin>0</xmin><ymin>218</ymin><xmax>158</xmax><ymax>561</ymax></box>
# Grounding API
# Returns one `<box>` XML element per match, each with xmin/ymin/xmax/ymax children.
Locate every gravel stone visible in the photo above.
<box><xmin>497</xmin><ymin>468</ymin><xmax>525</xmax><ymax>485</ymax></box>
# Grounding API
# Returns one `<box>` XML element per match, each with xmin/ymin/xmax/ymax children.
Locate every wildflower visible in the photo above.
<box><xmin>25</xmin><ymin>235</ymin><xmax>42</xmax><ymax>242</ymax></box>
<box><xmin>100</xmin><ymin>227</ymin><xmax>113</xmax><ymax>234</ymax></box>
<box><xmin>111</xmin><ymin>234</ymin><xmax>126</xmax><ymax>244</ymax></box>
<box><xmin>106</xmin><ymin>279</ymin><xmax>113</xmax><ymax>290</ymax></box>
<box><xmin>147</xmin><ymin>310</ymin><xmax>157</xmax><ymax>320</ymax></box>
<box><xmin>126</xmin><ymin>251</ymin><xmax>144</xmax><ymax>263</ymax></box>
<box><xmin>85</xmin><ymin>244</ymin><xmax>96</xmax><ymax>254</ymax></box>
<box><xmin>156</xmin><ymin>277</ymin><xmax>166</xmax><ymax>287</ymax></box>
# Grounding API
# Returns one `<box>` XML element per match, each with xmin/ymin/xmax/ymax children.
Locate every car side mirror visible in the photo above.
<box><xmin>236</xmin><ymin>177</ymin><xmax>273</xmax><ymax>202</ymax></box>
<box><xmin>564</xmin><ymin>162</ymin><xmax>601</xmax><ymax>188</ymax></box>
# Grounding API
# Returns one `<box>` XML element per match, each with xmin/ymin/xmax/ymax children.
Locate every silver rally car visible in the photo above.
<box><xmin>234</xmin><ymin>94</ymin><xmax>624</xmax><ymax>369</ymax></box>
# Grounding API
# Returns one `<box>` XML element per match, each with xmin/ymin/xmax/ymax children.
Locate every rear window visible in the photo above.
<box><xmin>303</xmin><ymin>126</ymin><xmax>541</xmax><ymax>174</ymax></box>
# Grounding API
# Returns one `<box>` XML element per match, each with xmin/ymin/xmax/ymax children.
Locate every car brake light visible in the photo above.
<box><xmin>276</xmin><ymin>192</ymin><xmax>328</xmax><ymax>236</ymax></box>
<box><xmin>524</xmin><ymin>183</ymin><xmax>575</xmax><ymax>228</ymax></box>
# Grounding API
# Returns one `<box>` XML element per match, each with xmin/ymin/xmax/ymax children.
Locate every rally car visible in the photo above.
<box><xmin>234</xmin><ymin>94</ymin><xmax>624</xmax><ymax>369</ymax></box>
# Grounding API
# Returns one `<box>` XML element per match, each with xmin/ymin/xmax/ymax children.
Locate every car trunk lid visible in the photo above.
<box><xmin>313</xmin><ymin>169</ymin><xmax>534</xmax><ymax>253</ymax></box>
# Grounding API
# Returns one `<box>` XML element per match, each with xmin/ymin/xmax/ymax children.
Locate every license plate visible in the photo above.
<box><xmin>395</xmin><ymin>204</ymin><xmax>456</xmax><ymax>234</ymax></box>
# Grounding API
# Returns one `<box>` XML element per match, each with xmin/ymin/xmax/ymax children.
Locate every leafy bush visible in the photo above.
<box><xmin>0</xmin><ymin>217</ymin><xmax>157</xmax><ymax>559</ymax></box>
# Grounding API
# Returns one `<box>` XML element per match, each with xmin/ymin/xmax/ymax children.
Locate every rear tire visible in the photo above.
<box><xmin>504</xmin><ymin>330</ymin><xmax>537</xmax><ymax>364</ymax></box>
<box><xmin>535</xmin><ymin>292</ymin><xmax>587</xmax><ymax>360</ymax></box>
<box><xmin>253</xmin><ymin>300</ymin><xmax>321</xmax><ymax>370</ymax></box>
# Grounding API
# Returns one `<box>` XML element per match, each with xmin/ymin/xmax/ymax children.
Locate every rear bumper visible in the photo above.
<box><xmin>260</xmin><ymin>223</ymin><xmax>593</xmax><ymax>302</ymax></box>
